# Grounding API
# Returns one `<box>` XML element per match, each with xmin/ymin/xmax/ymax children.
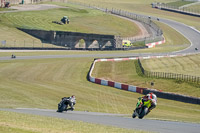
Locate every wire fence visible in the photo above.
<box><xmin>0</xmin><ymin>40</ymin><xmax>64</xmax><ymax>48</ymax></box>
<box><xmin>152</xmin><ymin>3</ymin><xmax>200</xmax><ymax>17</ymax></box>
<box><xmin>68</xmin><ymin>1</ymin><xmax>164</xmax><ymax>45</ymax></box>
<box><xmin>0</xmin><ymin>1</ymin><xmax>164</xmax><ymax>49</ymax></box>
<box><xmin>136</xmin><ymin>59</ymin><xmax>200</xmax><ymax>84</ymax></box>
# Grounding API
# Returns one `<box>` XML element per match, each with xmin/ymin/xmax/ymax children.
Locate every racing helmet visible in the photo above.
<box><xmin>147</xmin><ymin>92</ymin><xmax>156</xmax><ymax>99</ymax></box>
<box><xmin>150</xmin><ymin>93</ymin><xmax>157</xmax><ymax>100</ymax></box>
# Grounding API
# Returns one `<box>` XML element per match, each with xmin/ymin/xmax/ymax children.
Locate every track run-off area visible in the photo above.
<box><xmin>0</xmin><ymin>108</ymin><xmax>200</xmax><ymax>133</ymax></box>
<box><xmin>0</xmin><ymin>4</ymin><xmax>200</xmax><ymax>133</ymax></box>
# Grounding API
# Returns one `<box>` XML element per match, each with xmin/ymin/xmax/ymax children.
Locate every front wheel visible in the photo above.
<box><xmin>57</xmin><ymin>104</ymin><xmax>67</xmax><ymax>113</ymax></box>
<box><xmin>132</xmin><ymin>112</ymin><xmax>137</xmax><ymax>118</ymax></box>
<box><xmin>138</xmin><ymin>107</ymin><xmax>148</xmax><ymax>119</ymax></box>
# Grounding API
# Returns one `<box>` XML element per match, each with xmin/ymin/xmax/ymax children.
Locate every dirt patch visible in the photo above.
<box><xmin>9</xmin><ymin>4</ymin><xmax>67</xmax><ymax>11</ymax></box>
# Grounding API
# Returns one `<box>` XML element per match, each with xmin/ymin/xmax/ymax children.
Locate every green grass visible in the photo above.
<box><xmin>0</xmin><ymin>1</ymin><xmax>200</xmax><ymax>132</ymax></box>
<box><xmin>0</xmin><ymin>111</ymin><xmax>147</xmax><ymax>133</ymax></box>
<box><xmin>141</xmin><ymin>54</ymin><xmax>200</xmax><ymax>76</ymax></box>
<box><xmin>0</xmin><ymin>58</ymin><xmax>200</xmax><ymax>123</ymax></box>
<box><xmin>184</xmin><ymin>3</ymin><xmax>200</xmax><ymax>13</ymax></box>
<box><xmin>92</xmin><ymin>58</ymin><xmax>200</xmax><ymax>98</ymax></box>
<box><xmin>135</xmin><ymin>21</ymin><xmax>190</xmax><ymax>53</ymax></box>
<box><xmin>187</xmin><ymin>2</ymin><xmax>200</xmax><ymax>9</ymax></box>
<box><xmin>68</xmin><ymin>0</ymin><xmax>200</xmax><ymax>30</ymax></box>
<box><xmin>0</xmin><ymin>3</ymin><xmax>139</xmax><ymax>39</ymax></box>
<box><xmin>0</xmin><ymin>20</ymin><xmax>190</xmax><ymax>55</ymax></box>
<box><xmin>0</xmin><ymin>2</ymin><xmax>191</xmax><ymax>53</ymax></box>
<box><xmin>0</xmin><ymin>8</ymin><xmax>15</xmax><ymax>11</ymax></box>
<box><xmin>0</xmin><ymin>3</ymin><xmax>141</xmax><ymax>48</ymax></box>
<box><xmin>166</xmin><ymin>1</ymin><xmax>194</xmax><ymax>7</ymax></box>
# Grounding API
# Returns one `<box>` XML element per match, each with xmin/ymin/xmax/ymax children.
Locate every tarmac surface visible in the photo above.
<box><xmin>0</xmin><ymin>3</ymin><xmax>200</xmax><ymax>133</ymax></box>
<box><xmin>0</xmin><ymin>108</ymin><xmax>200</xmax><ymax>133</ymax></box>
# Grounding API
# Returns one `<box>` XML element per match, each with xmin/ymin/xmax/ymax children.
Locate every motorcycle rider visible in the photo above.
<box><xmin>61</xmin><ymin>95</ymin><xmax>76</xmax><ymax>111</ymax></box>
<box><xmin>141</xmin><ymin>92</ymin><xmax>157</xmax><ymax>114</ymax></box>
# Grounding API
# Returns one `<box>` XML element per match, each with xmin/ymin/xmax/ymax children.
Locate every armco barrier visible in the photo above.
<box><xmin>145</xmin><ymin>38</ymin><xmax>165</xmax><ymax>48</ymax></box>
<box><xmin>88</xmin><ymin>55</ymin><xmax>200</xmax><ymax>105</ymax></box>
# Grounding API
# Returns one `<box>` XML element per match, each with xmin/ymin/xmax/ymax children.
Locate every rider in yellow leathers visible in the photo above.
<box><xmin>141</xmin><ymin>92</ymin><xmax>157</xmax><ymax>114</ymax></box>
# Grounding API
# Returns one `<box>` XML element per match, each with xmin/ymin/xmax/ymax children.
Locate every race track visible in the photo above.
<box><xmin>0</xmin><ymin>4</ymin><xmax>200</xmax><ymax>133</ymax></box>
<box><xmin>1</xmin><ymin>108</ymin><xmax>200</xmax><ymax>133</ymax></box>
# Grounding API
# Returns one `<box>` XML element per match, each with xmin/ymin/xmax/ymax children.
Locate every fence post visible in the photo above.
<box><xmin>33</xmin><ymin>40</ymin><xmax>34</xmax><ymax>48</ymax></box>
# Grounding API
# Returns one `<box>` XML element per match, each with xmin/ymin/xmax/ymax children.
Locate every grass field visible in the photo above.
<box><xmin>0</xmin><ymin>19</ymin><xmax>190</xmax><ymax>56</ymax></box>
<box><xmin>0</xmin><ymin>3</ymin><xmax>140</xmax><ymax>48</ymax></box>
<box><xmin>185</xmin><ymin>2</ymin><xmax>200</xmax><ymax>13</ymax></box>
<box><xmin>0</xmin><ymin>1</ymin><xmax>191</xmax><ymax>53</ymax></box>
<box><xmin>141</xmin><ymin>54</ymin><xmax>200</xmax><ymax>76</ymax></box>
<box><xmin>0</xmin><ymin>111</ymin><xmax>148</xmax><ymax>133</ymax></box>
<box><xmin>0</xmin><ymin>58</ymin><xmax>200</xmax><ymax>124</ymax></box>
<box><xmin>164</xmin><ymin>1</ymin><xmax>200</xmax><ymax>14</ymax></box>
<box><xmin>0</xmin><ymin>8</ymin><xmax>139</xmax><ymax>36</ymax></box>
<box><xmin>69</xmin><ymin>0</ymin><xmax>200</xmax><ymax>30</ymax></box>
<box><xmin>166</xmin><ymin>1</ymin><xmax>194</xmax><ymax>7</ymax></box>
<box><xmin>0</xmin><ymin>0</ymin><xmax>200</xmax><ymax>132</ymax></box>
<box><xmin>188</xmin><ymin>2</ymin><xmax>200</xmax><ymax>9</ymax></box>
<box><xmin>92</xmin><ymin>56</ymin><xmax>200</xmax><ymax>98</ymax></box>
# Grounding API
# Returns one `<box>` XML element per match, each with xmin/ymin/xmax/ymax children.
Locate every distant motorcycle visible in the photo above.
<box><xmin>132</xmin><ymin>97</ymin><xmax>152</xmax><ymax>119</ymax></box>
<box><xmin>57</xmin><ymin>97</ymin><xmax>71</xmax><ymax>113</ymax></box>
<box><xmin>11</xmin><ymin>54</ymin><xmax>16</xmax><ymax>58</ymax></box>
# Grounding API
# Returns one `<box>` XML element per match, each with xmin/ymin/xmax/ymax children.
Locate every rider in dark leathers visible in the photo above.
<box><xmin>61</xmin><ymin>95</ymin><xmax>76</xmax><ymax>111</ymax></box>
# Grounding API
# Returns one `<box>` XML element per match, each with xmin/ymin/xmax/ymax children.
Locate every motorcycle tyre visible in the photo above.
<box><xmin>132</xmin><ymin>112</ymin><xmax>137</xmax><ymax>118</ymax></box>
<box><xmin>138</xmin><ymin>107</ymin><xmax>148</xmax><ymax>119</ymax></box>
<box><xmin>57</xmin><ymin>104</ymin><xmax>67</xmax><ymax>113</ymax></box>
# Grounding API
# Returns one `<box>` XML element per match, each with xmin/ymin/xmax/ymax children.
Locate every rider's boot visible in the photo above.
<box><xmin>146</xmin><ymin>109</ymin><xmax>151</xmax><ymax>115</ymax></box>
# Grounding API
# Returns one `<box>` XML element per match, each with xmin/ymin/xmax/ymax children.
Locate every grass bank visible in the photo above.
<box><xmin>92</xmin><ymin>58</ymin><xmax>200</xmax><ymax>98</ymax></box>
<box><xmin>0</xmin><ymin>20</ymin><xmax>190</xmax><ymax>56</ymax></box>
<box><xmin>0</xmin><ymin>2</ymin><xmax>191</xmax><ymax>53</ymax></box>
<box><xmin>141</xmin><ymin>54</ymin><xmax>200</xmax><ymax>77</ymax></box>
<box><xmin>0</xmin><ymin>111</ymin><xmax>146</xmax><ymax>133</ymax></box>
<box><xmin>0</xmin><ymin>3</ymin><xmax>139</xmax><ymax>45</ymax></box>
<box><xmin>69</xmin><ymin>0</ymin><xmax>200</xmax><ymax>30</ymax></box>
<box><xmin>166</xmin><ymin>1</ymin><xmax>194</xmax><ymax>7</ymax></box>
<box><xmin>0</xmin><ymin>58</ymin><xmax>200</xmax><ymax>123</ymax></box>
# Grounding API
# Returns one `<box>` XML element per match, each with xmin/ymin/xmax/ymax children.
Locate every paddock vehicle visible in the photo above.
<box><xmin>122</xmin><ymin>40</ymin><xmax>132</xmax><ymax>46</ymax></box>
<box><xmin>132</xmin><ymin>97</ymin><xmax>152</xmax><ymax>119</ymax></box>
<box><xmin>57</xmin><ymin>97</ymin><xmax>71</xmax><ymax>112</ymax></box>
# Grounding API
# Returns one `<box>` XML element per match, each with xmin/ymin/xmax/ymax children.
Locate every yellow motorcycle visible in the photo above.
<box><xmin>132</xmin><ymin>97</ymin><xmax>152</xmax><ymax>119</ymax></box>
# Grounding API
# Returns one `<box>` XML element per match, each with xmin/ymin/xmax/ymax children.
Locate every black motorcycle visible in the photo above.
<box><xmin>11</xmin><ymin>54</ymin><xmax>16</xmax><ymax>58</ymax></box>
<box><xmin>57</xmin><ymin>97</ymin><xmax>70</xmax><ymax>113</ymax></box>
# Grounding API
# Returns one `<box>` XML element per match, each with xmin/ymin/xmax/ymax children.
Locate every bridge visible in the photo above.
<box><xmin>19</xmin><ymin>28</ymin><xmax>123</xmax><ymax>50</ymax></box>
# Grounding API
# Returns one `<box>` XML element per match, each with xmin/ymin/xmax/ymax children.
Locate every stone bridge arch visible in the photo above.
<box><xmin>19</xmin><ymin>29</ymin><xmax>121</xmax><ymax>49</ymax></box>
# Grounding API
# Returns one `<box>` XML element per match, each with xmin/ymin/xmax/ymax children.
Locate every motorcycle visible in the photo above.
<box><xmin>11</xmin><ymin>54</ymin><xmax>16</xmax><ymax>58</ymax></box>
<box><xmin>132</xmin><ymin>97</ymin><xmax>152</xmax><ymax>119</ymax></box>
<box><xmin>57</xmin><ymin>98</ymin><xmax>70</xmax><ymax>113</ymax></box>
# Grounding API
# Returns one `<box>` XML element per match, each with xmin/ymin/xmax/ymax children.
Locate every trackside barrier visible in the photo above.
<box><xmin>68</xmin><ymin>2</ymin><xmax>165</xmax><ymax>49</ymax></box>
<box><xmin>88</xmin><ymin>55</ymin><xmax>200</xmax><ymax>105</ymax></box>
<box><xmin>145</xmin><ymin>38</ymin><xmax>166</xmax><ymax>48</ymax></box>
